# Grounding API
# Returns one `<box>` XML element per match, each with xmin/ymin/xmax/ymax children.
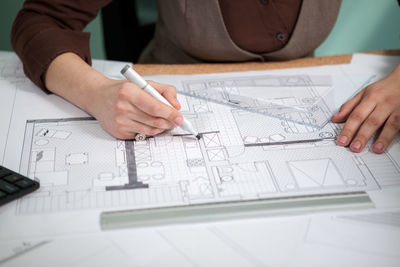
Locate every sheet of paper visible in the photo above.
<box><xmin>351</xmin><ymin>53</ymin><xmax>400</xmax><ymax>80</ymax></box>
<box><xmin>0</xmin><ymin>51</ymin><xmax>399</xmax><ymax>266</ymax></box>
<box><xmin>292</xmin><ymin>210</ymin><xmax>400</xmax><ymax>266</ymax></box>
<box><xmin>0</xmin><ymin>52</ymin><xmax>132</xmax><ymax>239</ymax></box>
<box><xmin>1</xmin><ymin>54</ymin><xmax>399</xmax><ymax>241</ymax></box>
<box><xmin>92</xmin><ymin>59</ymin><xmax>129</xmax><ymax>80</ymax></box>
<box><xmin>151</xmin><ymin>63</ymin><xmax>375</xmax><ymax>118</ymax></box>
<box><xmin>2</xmin><ymin>210</ymin><xmax>400</xmax><ymax>267</ymax></box>
<box><xmin>0</xmin><ymin>52</ymin><xmax>24</xmax><ymax>164</ymax></box>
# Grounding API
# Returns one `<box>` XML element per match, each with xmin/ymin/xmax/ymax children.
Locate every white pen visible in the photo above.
<box><xmin>121</xmin><ymin>65</ymin><xmax>200</xmax><ymax>139</ymax></box>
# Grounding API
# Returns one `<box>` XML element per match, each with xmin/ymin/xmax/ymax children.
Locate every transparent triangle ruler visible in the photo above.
<box><xmin>180</xmin><ymin>74</ymin><xmax>335</xmax><ymax>129</ymax></box>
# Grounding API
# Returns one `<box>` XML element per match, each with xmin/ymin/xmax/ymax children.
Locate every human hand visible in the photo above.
<box><xmin>92</xmin><ymin>79</ymin><xmax>183</xmax><ymax>139</ymax></box>
<box><xmin>332</xmin><ymin>65</ymin><xmax>400</xmax><ymax>153</ymax></box>
<box><xmin>45</xmin><ymin>53</ymin><xmax>182</xmax><ymax>140</ymax></box>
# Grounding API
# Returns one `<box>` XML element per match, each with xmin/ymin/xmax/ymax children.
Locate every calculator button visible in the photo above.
<box><xmin>0</xmin><ymin>180</ymin><xmax>20</xmax><ymax>194</ymax></box>
<box><xmin>0</xmin><ymin>165</ymin><xmax>40</xmax><ymax>206</ymax></box>
<box><xmin>4</xmin><ymin>175</ymin><xmax>23</xmax><ymax>183</ymax></box>
<box><xmin>0</xmin><ymin>169</ymin><xmax>11</xmax><ymax>178</ymax></box>
<box><xmin>15</xmin><ymin>178</ymin><xmax>35</xmax><ymax>189</ymax></box>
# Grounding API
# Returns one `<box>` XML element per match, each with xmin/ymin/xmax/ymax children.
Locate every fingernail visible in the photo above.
<box><xmin>338</xmin><ymin>135</ymin><xmax>347</xmax><ymax>145</ymax></box>
<box><xmin>175</xmin><ymin>116</ymin><xmax>183</xmax><ymax>125</ymax></box>
<box><xmin>351</xmin><ymin>140</ymin><xmax>362</xmax><ymax>150</ymax></box>
<box><xmin>373</xmin><ymin>142</ymin><xmax>384</xmax><ymax>151</ymax></box>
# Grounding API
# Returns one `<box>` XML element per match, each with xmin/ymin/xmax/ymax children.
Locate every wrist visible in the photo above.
<box><xmin>45</xmin><ymin>52</ymin><xmax>110</xmax><ymax>115</ymax></box>
<box><xmin>84</xmin><ymin>76</ymin><xmax>121</xmax><ymax>118</ymax></box>
<box><xmin>79</xmin><ymin>68</ymin><xmax>111</xmax><ymax>113</ymax></box>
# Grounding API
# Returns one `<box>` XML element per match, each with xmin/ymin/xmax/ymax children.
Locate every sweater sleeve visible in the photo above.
<box><xmin>11</xmin><ymin>0</ymin><xmax>111</xmax><ymax>92</ymax></box>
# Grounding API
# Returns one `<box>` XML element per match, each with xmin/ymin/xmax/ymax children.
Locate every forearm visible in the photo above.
<box><xmin>392</xmin><ymin>64</ymin><xmax>400</xmax><ymax>77</ymax></box>
<box><xmin>45</xmin><ymin>52</ymin><xmax>111</xmax><ymax>116</ymax></box>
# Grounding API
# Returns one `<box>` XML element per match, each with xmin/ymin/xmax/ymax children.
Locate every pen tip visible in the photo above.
<box><xmin>196</xmin><ymin>134</ymin><xmax>201</xmax><ymax>140</ymax></box>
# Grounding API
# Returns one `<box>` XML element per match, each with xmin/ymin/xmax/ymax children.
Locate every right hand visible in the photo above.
<box><xmin>92</xmin><ymin>79</ymin><xmax>183</xmax><ymax>139</ymax></box>
<box><xmin>44</xmin><ymin>53</ymin><xmax>183</xmax><ymax>140</ymax></box>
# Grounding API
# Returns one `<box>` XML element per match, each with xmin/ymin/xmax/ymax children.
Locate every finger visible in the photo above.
<box><xmin>114</xmin><ymin>98</ymin><xmax>174</xmax><ymax>130</ymax></box>
<box><xmin>332</xmin><ymin>90</ymin><xmax>365</xmax><ymax>123</ymax></box>
<box><xmin>372</xmin><ymin>112</ymin><xmax>400</xmax><ymax>154</ymax></box>
<box><xmin>348</xmin><ymin>106</ymin><xmax>391</xmax><ymax>152</ymax></box>
<box><xmin>115</xmin><ymin>117</ymin><xmax>165</xmax><ymax>137</ymax></box>
<box><xmin>129</xmin><ymin>107</ymin><xmax>175</xmax><ymax>130</ymax></box>
<box><xmin>148</xmin><ymin>80</ymin><xmax>181</xmax><ymax>110</ymax></box>
<box><xmin>336</xmin><ymin>98</ymin><xmax>376</xmax><ymax>146</ymax></box>
<box><xmin>135</xmin><ymin>91</ymin><xmax>183</xmax><ymax>125</ymax></box>
<box><xmin>120</xmin><ymin>84</ymin><xmax>183</xmax><ymax>125</ymax></box>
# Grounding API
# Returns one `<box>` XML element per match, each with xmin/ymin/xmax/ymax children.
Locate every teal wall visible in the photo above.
<box><xmin>1</xmin><ymin>0</ymin><xmax>399</xmax><ymax>60</ymax></box>
<box><xmin>315</xmin><ymin>0</ymin><xmax>400</xmax><ymax>56</ymax></box>
<box><xmin>0</xmin><ymin>0</ymin><xmax>105</xmax><ymax>59</ymax></box>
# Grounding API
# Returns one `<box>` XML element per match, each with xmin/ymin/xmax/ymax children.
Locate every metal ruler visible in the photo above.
<box><xmin>101</xmin><ymin>192</ymin><xmax>372</xmax><ymax>230</ymax></box>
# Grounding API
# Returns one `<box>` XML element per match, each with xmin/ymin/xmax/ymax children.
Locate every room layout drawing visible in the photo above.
<box><xmin>181</xmin><ymin>74</ymin><xmax>335</xmax><ymax>128</ymax></box>
<box><xmin>14</xmin><ymin>73</ymin><xmax>400</xmax><ymax>215</ymax></box>
<box><xmin>177</xmin><ymin>74</ymin><xmax>343</xmax><ymax>146</ymax></box>
<box><xmin>17</xmin><ymin>116</ymin><xmax>399</xmax><ymax>215</ymax></box>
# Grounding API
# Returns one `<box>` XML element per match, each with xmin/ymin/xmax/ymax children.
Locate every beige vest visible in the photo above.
<box><xmin>139</xmin><ymin>0</ymin><xmax>342</xmax><ymax>63</ymax></box>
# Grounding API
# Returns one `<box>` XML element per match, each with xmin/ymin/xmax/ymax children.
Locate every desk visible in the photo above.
<box><xmin>134</xmin><ymin>50</ymin><xmax>400</xmax><ymax>75</ymax></box>
<box><xmin>0</xmin><ymin>50</ymin><xmax>400</xmax><ymax>266</ymax></box>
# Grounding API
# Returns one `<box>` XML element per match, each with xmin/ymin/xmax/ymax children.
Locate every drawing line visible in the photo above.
<box><xmin>0</xmin><ymin>240</ymin><xmax>51</xmax><ymax>265</ymax></box>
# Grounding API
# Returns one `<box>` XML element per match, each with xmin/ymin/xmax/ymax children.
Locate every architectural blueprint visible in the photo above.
<box><xmin>1</xmin><ymin>50</ymin><xmax>397</xmax><ymax>217</ymax></box>
<box><xmin>179</xmin><ymin>74</ymin><xmax>340</xmax><ymax>145</ymax></box>
<box><xmin>180</xmin><ymin>74</ymin><xmax>335</xmax><ymax>128</ymax></box>
<box><xmin>17</xmin><ymin>78</ymin><xmax>400</xmax><ymax>214</ymax></box>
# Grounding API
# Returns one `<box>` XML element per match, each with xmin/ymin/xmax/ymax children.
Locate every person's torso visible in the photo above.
<box><xmin>139</xmin><ymin>0</ymin><xmax>342</xmax><ymax>63</ymax></box>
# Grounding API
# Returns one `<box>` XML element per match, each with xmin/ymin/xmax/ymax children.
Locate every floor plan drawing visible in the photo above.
<box><xmin>176</xmin><ymin>73</ymin><xmax>351</xmax><ymax>147</ymax></box>
<box><xmin>13</xmin><ymin>71</ymin><xmax>400</xmax><ymax>215</ymax></box>
<box><xmin>181</xmin><ymin>74</ymin><xmax>335</xmax><ymax>128</ymax></box>
<box><xmin>9</xmin><ymin>71</ymin><xmax>398</xmax><ymax>215</ymax></box>
<box><xmin>177</xmin><ymin>93</ymin><xmax>338</xmax><ymax>147</ymax></box>
<box><xmin>16</xmin><ymin>114</ymin><xmax>400</xmax><ymax>215</ymax></box>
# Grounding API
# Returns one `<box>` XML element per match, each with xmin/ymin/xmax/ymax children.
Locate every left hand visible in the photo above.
<box><xmin>332</xmin><ymin>64</ymin><xmax>400</xmax><ymax>154</ymax></box>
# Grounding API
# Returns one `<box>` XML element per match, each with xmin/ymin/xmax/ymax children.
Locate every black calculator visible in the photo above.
<box><xmin>0</xmin><ymin>165</ymin><xmax>40</xmax><ymax>206</ymax></box>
